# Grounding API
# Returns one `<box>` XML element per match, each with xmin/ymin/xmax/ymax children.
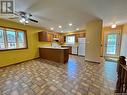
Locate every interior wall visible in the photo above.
<box><xmin>85</xmin><ymin>19</ymin><xmax>102</xmax><ymax>63</ymax></box>
<box><xmin>62</xmin><ymin>30</ymin><xmax>86</xmax><ymax>36</ymax></box>
<box><xmin>0</xmin><ymin>19</ymin><xmax>51</xmax><ymax>67</ymax></box>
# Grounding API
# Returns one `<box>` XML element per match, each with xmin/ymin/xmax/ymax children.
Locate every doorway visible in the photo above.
<box><xmin>104</xmin><ymin>32</ymin><xmax>121</xmax><ymax>60</ymax></box>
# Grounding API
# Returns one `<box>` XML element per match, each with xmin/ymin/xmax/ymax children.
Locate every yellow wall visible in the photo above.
<box><xmin>0</xmin><ymin>19</ymin><xmax>51</xmax><ymax>67</ymax></box>
<box><xmin>62</xmin><ymin>30</ymin><xmax>86</xmax><ymax>36</ymax></box>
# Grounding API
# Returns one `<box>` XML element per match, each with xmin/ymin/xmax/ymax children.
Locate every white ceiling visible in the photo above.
<box><xmin>1</xmin><ymin>0</ymin><xmax>127</xmax><ymax>32</ymax></box>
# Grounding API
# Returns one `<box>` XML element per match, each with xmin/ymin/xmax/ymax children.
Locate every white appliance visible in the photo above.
<box><xmin>78</xmin><ymin>38</ymin><xmax>86</xmax><ymax>56</ymax></box>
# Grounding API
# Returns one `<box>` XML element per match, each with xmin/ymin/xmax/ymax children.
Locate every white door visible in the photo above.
<box><xmin>104</xmin><ymin>32</ymin><xmax>121</xmax><ymax>57</ymax></box>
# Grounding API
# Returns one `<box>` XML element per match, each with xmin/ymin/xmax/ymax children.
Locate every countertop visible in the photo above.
<box><xmin>39</xmin><ymin>46</ymin><xmax>68</xmax><ymax>50</ymax></box>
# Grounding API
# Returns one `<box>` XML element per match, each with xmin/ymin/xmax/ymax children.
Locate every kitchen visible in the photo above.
<box><xmin>39</xmin><ymin>30</ymin><xmax>86</xmax><ymax>63</ymax></box>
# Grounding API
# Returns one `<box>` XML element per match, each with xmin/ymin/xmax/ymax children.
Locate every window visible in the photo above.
<box><xmin>18</xmin><ymin>32</ymin><xmax>25</xmax><ymax>48</ymax></box>
<box><xmin>66</xmin><ymin>35</ymin><xmax>75</xmax><ymax>44</ymax></box>
<box><xmin>106</xmin><ymin>34</ymin><xmax>117</xmax><ymax>54</ymax></box>
<box><xmin>0</xmin><ymin>27</ymin><xmax>27</xmax><ymax>50</ymax></box>
<box><xmin>7</xmin><ymin>30</ymin><xmax>16</xmax><ymax>48</ymax></box>
<box><xmin>0</xmin><ymin>29</ymin><xmax>5</xmax><ymax>48</ymax></box>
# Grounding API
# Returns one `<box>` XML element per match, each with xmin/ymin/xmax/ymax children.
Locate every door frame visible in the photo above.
<box><xmin>103</xmin><ymin>31</ymin><xmax>121</xmax><ymax>58</ymax></box>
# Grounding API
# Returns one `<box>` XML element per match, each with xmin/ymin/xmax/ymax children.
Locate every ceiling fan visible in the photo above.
<box><xmin>9</xmin><ymin>11</ymin><xmax>39</xmax><ymax>24</ymax></box>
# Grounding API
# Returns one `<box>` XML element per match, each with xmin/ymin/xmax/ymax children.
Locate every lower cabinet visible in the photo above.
<box><xmin>61</xmin><ymin>46</ymin><xmax>72</xmax><ymax>54</ymax></box>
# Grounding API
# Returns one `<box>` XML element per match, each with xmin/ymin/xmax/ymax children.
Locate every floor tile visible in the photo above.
<box><xmin>0</xmin><ymin>55</ymin><xmax>117</xmax><ymax>95</ymax></box>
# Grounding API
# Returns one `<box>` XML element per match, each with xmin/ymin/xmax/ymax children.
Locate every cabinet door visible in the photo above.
<box><xmin>47</xmin><ymin>33</ymin><xmax>53</xmax><ymax>42</ymax></box>
<box><xmin>78</xmin><ymin>33</ymin><xmax>85</xmax><ymax>38</ymax></box>
<box><xmin>75</xmin><ymin>34</ymin><xmax>78</xmax><ymax>42</ymax></box>
<box><xmin>50</xmin><ymin>34</ymin><xmax>53</xmax><ymax>42</ymax></box>
<box><xmin>38</xmin><ymin>32</ymin><xmax>53</xmax><ymax>42</ymax></box>
<box><xmin>38</xmin><ymin>32</ymin><xmax>47</xmax><ymax>41</ymax></box>
<box><xmin>60</xmin><ymin>36</ymin><xmax>64</xmax><ymax>43</ymax></box>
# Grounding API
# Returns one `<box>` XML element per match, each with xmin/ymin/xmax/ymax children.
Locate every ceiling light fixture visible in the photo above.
<box><xmin>50</xmin><ymin>28</ymin><xmax>54</xmax><ymax>30</ymax></box>
<box><xmin>111</xmin><ymin>24</ymin><xmax>116</xmax><ymax>28</ymax></box>
<box><xmin>21</xmin><ymin>18</ymin><xmax>25</xmax><ymax>22</ymax></box>
<box><xmin>19</xmin><ymin>17</ymin><xmax>29</xmax><ymax>24</ymax></box>
<box><xmin>69</xmin><ymin>23</ymin><xmax>72</xmax><ymax>26</ymax></box>
<box><xmin>19</xmin><ymin>18</ymin><xmax>25</xmax><ymax>23</ymax></box>
<box><xmin>25</xmin><ymin>20</ymin><xmax>29</xmax><ymax>24</ymax></box>
<box><xmin>19</xmin><ymin>19</ymin><xmax>23</xmax><ymax>23</ymax></box>
<box><xmin>59</xmin><ymin>26</ymin><xmax>62</xmax><ymax>28</ymax></box>
<box><xmin>76</xmin><ymin>28</ymin><xmax>79</xmax><ymax>31</ymax></box>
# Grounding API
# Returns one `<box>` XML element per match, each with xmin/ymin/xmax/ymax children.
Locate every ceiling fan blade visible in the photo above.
<box><xmin>29</xmin><ymin>18</ymin><xmax>38</xmax><ymax>23</ymax></box>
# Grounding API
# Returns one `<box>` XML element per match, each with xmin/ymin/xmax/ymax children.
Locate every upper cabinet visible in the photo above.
<box><xmin>38</xmin><ymin>31</ymin><xmax>85</xmax><ymax>43</ymax></box>
<box><xmin>75</xmin><ymin>33</ymin><xmax>86</xmax><ymax>42</ymax></box>
<box><xmin>38</xmin><ymin>31</ymin><xmax>53</xmax><ymax>42</ymax></box>
<box><xmin>59</xmin><ymin>35</ymin><xmax>65</xmax><ymax>43</ymax></box>
<box><xmin>38</xmin><ymin>31</ymin><xmax>62</xmax><ymax>42</ymax></box>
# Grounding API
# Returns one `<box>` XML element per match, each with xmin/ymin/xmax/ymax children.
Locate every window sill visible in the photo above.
<box><xmin>0</xmin><ymin>47</ymin><xmax>28</xmax><ymax>51</ymax></box>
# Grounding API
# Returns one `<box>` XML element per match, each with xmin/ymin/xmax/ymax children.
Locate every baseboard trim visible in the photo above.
<box><xmin>70</xmin><ymin>54</ymin><xmax>78</xmax><ymax>56</ymax></box>
<box><xmin>0</xmin><ymin>57</ymin><xmax>40</xmax><ymax>68</ymax></box>
<box><xmin>85</xmin><ymin>60</ymin><xmax>100</xmax><ymax>64</ymax></box>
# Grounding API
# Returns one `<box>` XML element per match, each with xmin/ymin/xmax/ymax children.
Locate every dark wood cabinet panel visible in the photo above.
<box><xmin>75</xmin><ymin>33</ymin><xmax>85</xmax><ymax>42</ymax></box>
<box><xmin>38</xmin><ymin>32</ymin><xmax>53</xmax><ymax>42</ymax></box>
<box><xmin>78</xmin><ymin>33</ymin><xmax>85</xmax><ymax>38</ymax></box>
<box><xmin>75</xmin><ymin>34</ymin><xmax>78</xmax><ymax>42</ymax></box>
<box><xmin>47</xmin><ymin>33</ymin><xmax>53</xmax><ymax>42</ymax></box>
<box><xmin>38</xmin><ymin>32</ymin><xmax>47</xmax><ymax>42</ymax></box>
<box><xmin>39</xmin><ymin>47</ymin><xmax>69</xmax><ymax>63</ymax></box>
<box><xmin>38</xmin><ymin>31</ymin><xmax>85</xmax><ymax>43</ymax></box>
<box><xmin>59</xmin><ymin>36</ymin><xmax>65</xmax><ymax>43</ymax></box>
<box><xmin>61</xmin><ymin>46</ymin><xmax>72</xmax><ymax>54</ymax></box>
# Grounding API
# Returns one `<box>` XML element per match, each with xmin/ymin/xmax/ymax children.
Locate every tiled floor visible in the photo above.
<box><xmin>0</xmin><ymin>55</ymin><xmax>117</xmax><ymax>95</ymax></box>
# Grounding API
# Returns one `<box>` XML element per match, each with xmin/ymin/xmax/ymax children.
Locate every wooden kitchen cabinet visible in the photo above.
<box><xmin>75</xmin><ymin>34</ymin><xmax>79</xmax><ymax>42</ymax></box>
<box><xmin>39</xmin><ymin>47</ymin><xmax>69</xmax><ymax>63</ymax></box>
<box><xmin>59</xmin><ymin>36</ymin><xmax>65</xmax><ymax>43</ymax></box>
<box><xmin>61</xmin><ymin>46</ymin><xmax>72</xmax><ymax>54</ymax></box>
<box><xmin>47</xmin><ymin>33</ymin><xmax>53</xmax><ymax>42</ymax></box>
<box><xmin>78</xmin><ymin>33</ymin><xmax>85</xmax><ymax>38</ymax></box>
<box><xmin>38</xmin><ymin>31</ymin><xmax>53</xmax><ymax>42</ymax></box>
<box><xmin>75</xmin><ymin>33</ymin><xmax>85</xmax><ymax>42</ymax></box>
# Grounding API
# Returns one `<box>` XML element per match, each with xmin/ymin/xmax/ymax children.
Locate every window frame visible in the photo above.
<box><xmin>66</xmin><ymin>35</ymin><xmax>75</xmax><ymax>44</ymax></box>
<box><xmin>0</xmin><ymin>26</ymin><xmax>28</xmax><ymax>51</ymax></box>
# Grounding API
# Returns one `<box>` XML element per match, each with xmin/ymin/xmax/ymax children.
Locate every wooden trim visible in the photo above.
<box><xmin>85</xmin><ymin>60</ymin><xmax>100</xmax><ymax>64</ymax></box>
<box><xmin>0</xmin><ymin>47</ymin><xmax>28</xmax><ymax>51</ymax></box>
<box><xmin>78</xmin><ymin>55</ymin><xmax>85</xmax><ymax>57</ymax></box>
<box><xmin>0</xmin><ymin>26</ymin><xmax>26</xmax><ymax>31</ymax></box>
<box><xmin>0</xmin><ymin>26</ymin><xmax>28</xmax><ymax>51</ymax></box>
<box><xmin>71</xmin><ymin>54</ymin><xmax>78</xmax><ymax>56</ymax></box>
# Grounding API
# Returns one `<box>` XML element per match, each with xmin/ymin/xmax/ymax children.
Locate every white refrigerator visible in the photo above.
<box><xmin>78</xmin><ymin>38</ymin><xmax>86</xmax><ymax>56</ymax></box>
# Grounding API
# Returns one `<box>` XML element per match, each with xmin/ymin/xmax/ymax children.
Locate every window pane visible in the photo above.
<box><xmin>18</xmin><ymin>32</ymin><xmax>25</xmax><ymax>48</ymax></box>
<box><xmin>18</xmin><ymin>32</ymin><xmax>24</xmax><ymax>42</ymax></box>
<box><xmin>0</xmin><ymin>29</ymin><xmax>5</xmax><ymax>49</ymax></box>
<box><xmin>6</xmin><ymin>30</ymin><xmax>16</xmax><ymax>48</ymax></box>
<box><xmin>106</xmin><ymin>34</ymin><xmax>117</xmax><ymax>54</ymax></box>
<box><xmin>66</xmin><ymin>36</ymin><xmax>75</xmax><ymax>44</ymax></box>
<box><xmin>18</xmin><ymin>43</ymin><xmax>24</xmax><ymax>48</ymax></box>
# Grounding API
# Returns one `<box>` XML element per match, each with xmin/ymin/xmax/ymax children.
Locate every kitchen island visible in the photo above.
<box><xmin>39</xmin><ymin>47</ymin><xmax>69</xmax><ymax>63</ymax></box>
